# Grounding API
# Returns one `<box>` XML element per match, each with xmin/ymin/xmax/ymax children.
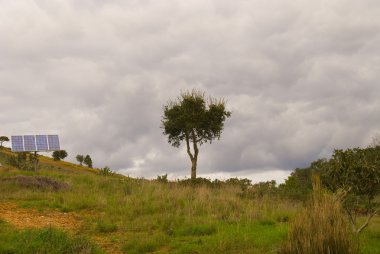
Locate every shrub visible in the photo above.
<box><xmin>156</xmin><ymin>174</ymin><xmax>168</xmax><ymax>183</ymax></box>
<box><xmin>99</xmin><ymin>166</ymin><xmax>112</xmax><ymax>176</ymax></box>
<box><xmin>279</xmin><ymin>191</ymin><xmax>359</xmax><ymax>254</ymax></box>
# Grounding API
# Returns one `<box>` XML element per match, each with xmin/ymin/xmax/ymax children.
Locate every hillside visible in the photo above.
<box><xmin>0</xmin><ymin>148</ymin><xmax>379</xmax><ymax>254</ymax></box>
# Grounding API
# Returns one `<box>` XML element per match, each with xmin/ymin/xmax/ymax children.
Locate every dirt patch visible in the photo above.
<box><xmin>0</xmin><ymin>202</ymin><xmax>80</xmax><ymax>231</ymax></box>
<box><xmin>1</xmin><ymin>176</ymin><xmax>69</xmax><ymax>191</ymax></box>
<box><xmin>0</xmin><ymin>202</ymin><xmax>123</xmax><ymax>254</ymax></box>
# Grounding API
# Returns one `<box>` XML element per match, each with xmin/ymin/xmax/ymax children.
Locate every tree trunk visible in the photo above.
<box><xmin>191</xmin><ymin>158</ymin><xmax>197</xmax><ymax>180</ymax></box>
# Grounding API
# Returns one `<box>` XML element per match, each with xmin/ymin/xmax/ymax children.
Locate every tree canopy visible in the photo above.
<box><xmin>76</xmin><ymin>154</ymin><xmax>84</xmax><ymax>166</ymax></box>
<box><xmin>84</xmin><ymin>155</ymin><xmax>93</xmax><ymax>168</ymax></box>
<box><xmin>52</xmin><ymin>150</ymin><xmax>68</xmax><ymax>161</ymax></box>
<box><xmin>162</xmin><ymin>89</ymin><xmax>231</xmax><ymax>179</ymax></box>
<box><xmin>0</xmin><ymin>136</ymin><xmax>9</xmax><ymax>147</ymax></box>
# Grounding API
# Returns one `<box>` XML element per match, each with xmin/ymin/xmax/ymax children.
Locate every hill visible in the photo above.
<box><xmin>0</xmin><ymin>148</ymin><xmax>379</xmax><ymax>253</ymax></box>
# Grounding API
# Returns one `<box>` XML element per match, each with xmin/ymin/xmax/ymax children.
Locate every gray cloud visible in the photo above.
<box><xmin>1</xmin><ymin>0</ymin><xmax>380</xmax><ymax>183</ymax></box>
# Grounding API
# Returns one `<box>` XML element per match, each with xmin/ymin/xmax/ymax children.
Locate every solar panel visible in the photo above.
<box><xmin>11</xmin><ymin>135</ymin><xmax>61</xmax><ymax>152</ymax></box>
<box><xmin>36</xmin><ymin>135</ymin><xmax>48</xmax><ymax>151</ymax></box>
<box><xmin>11</xmin><ymin>136</ymin><xmax>24</xmax><ymax>152</ymax></box>
<box><xmin>48</xmin><ymin>135</ymin><xmax>60</xmax><ymax>151</ymax></box>
<box><xmin>24</xmin><ymin>135</ymin><xmax>37</xmax><ymax>151</ymax></box>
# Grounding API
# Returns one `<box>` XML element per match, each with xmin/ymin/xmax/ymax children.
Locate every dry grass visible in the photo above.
<box><xmin>280</xmin><ymin>191</ymin><xmax>359</xmax><ymax>254</ymax></box>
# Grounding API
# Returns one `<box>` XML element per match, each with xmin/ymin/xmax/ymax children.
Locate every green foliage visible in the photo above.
<box><xmin>0</xmin><ymin>136</ymin><xmax>9</xmax><ymax>147</ymax></box>
<box><xmin>99</xmin><ymin>166</ymin><xmax>112</xmax><ymax>176</ymax></box>
<box><xmin>1</xmin><ymin>148</ymin><xmax>379</xmax><ymax>253</ymax></box>
<box><xmin>0</xmin><ymin>225</ymin><xmax>103</xmax><ymax>254</ymax></box>
<box><xmin>7</xmin><ymin>152</ymin><xmax>35</xmax><ymax>171</ymax></box>
<box><xmin>322</xmin><ymin>147</ymin><xmax>380</xmax><ymax>233</ymax></box>
<box><xmin>243</xmin><ymin>180</ymin><xmax>278</xmax><ymax>199</ymax></box>
<box><xmin>52</xmin><ymin>150</ymin><xmax>68</xmax><ymax>161</ymax></box>
<box><xmin>162</xmin><ymin>89</ymin><xmax>231</xmax><ymax>179</ymax></box>
<box><xmin>84</xmin><ymin>154</ymin><xmax>93</xmax><ymax>168</ymax></box>
<box><xmin>279</xmin><ymin>167</ymin><xmax>313</xmax><ymax>200</ymax></box>
<box><xmin>156</xmin><ymin>173</ymin><xmax>168</xmax><ymax>183</ymax></box>
<box><xmin>76</xmin><ymin>154</ymin><xmax>84</xmax><ymax>166</ymax></box>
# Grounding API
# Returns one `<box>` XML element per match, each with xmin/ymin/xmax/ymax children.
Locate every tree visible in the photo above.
<box><xmin>52</xmin><ymin>150</ymin><xmax>68</xmax><ymax>161</ymax></box>
<box><xmin>322</xmin><ymin>147</ymin><xmax>380</xmax><ymax>233</ymax></box>
<box><xmin>76</xmin><ymin>154</ymin><xmax>84</xmax><ymax>166</ymax></box>
<box><xmin>0</xmin><ymin>136</ymin><xmax>9</xmax><ymax>147</ymax></box>
<box><xmin>162</xmin><ymin>89</ymin><xmax>231</xmax><ymax>179</ymax></box>
<box><xmin>280</xmin><ymin>167</ymin><xmax>313</xmax><ymax>200</ymax></box>
<box><xmin>84</xmin><ymin>155</ymin><xmax>93</xmax><ymax>168</ymax></box>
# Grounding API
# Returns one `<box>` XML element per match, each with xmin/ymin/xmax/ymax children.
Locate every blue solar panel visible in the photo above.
<box><xmin>11</xmin><ymin>136</ymin><xmax>24</xmax><ymax>152</ymax></box>
<box><xmin>24</xmin><ymin>135</ymin><xmax>36</xmax><ymax>151</ymax></box>
<box><xmin>48</xmin><ymin>135</ymin><xmax>60</xmax><ymax>151</ymax></box>
<box><xmin>36</xmin><ymin>135</ymin><xmax>48</xmax><ymax>151</ymax></box>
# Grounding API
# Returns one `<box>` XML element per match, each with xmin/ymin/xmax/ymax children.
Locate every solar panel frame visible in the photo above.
<box><xmin>24</xmin><ymin>135</ymin><xmax>37</xmax><ymax>151</ymax></box>
<box><xmin>11</xmin><ymin>136</ymin><xmax>24</xmax><ymax>152</ymax></box>
<box><xmin>36</xmin><ymin>135</ymin><xmax>49</xmax><ymax>151</ymax></box>
<box><xmin>47</xmin><ymin>135</ymin><xmax>60</xmax><ymax>151</ymax></box>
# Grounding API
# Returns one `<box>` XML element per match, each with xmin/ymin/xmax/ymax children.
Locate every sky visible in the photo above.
<box><xmin>1</xmin><ymin>0</ymin><xmax>380</xmax><ymax>183</ymax></box>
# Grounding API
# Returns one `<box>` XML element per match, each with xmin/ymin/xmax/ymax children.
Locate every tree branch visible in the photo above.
<box><xmin>185</xmin><ymin>132</ymin><xmax>194</xmax><ymax>161</ymax></box>
<box><xmin>357</xmin><ymin>209</ymin><xmax>379</xmax><ymax>233</ymax></box>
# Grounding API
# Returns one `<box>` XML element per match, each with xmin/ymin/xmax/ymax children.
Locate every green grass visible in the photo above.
<box><xmin>0</xmin><ymin>222</ymin><xmax>103</xmax><ymax>254</ymax></box>
<box><xmin>0</xmin><ymin>147</ymin><xmax>379</xmax><ymax>253</ymax></box>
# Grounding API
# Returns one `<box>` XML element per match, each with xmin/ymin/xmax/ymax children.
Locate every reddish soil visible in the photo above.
<box><xmin>0</xmin><ymin>202</ymin><xmax>80</xmax><ymax>231</ymax></box>
<box><xmin>0</xmin><ymin>201</ymin><xmax>123</xmax><ymax>254</ymax></box>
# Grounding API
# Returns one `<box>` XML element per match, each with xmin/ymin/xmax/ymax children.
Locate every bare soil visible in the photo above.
<box><xmin>0</xmin><ymin>201</ymin><xmax>123</xmax><ymax>254</ymax></box>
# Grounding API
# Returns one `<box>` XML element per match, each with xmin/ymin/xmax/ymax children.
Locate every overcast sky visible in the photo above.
<box><xmin>1</xmin><ymin>0</ymin><xmax>380</xmax><ymax>183</ymax></box>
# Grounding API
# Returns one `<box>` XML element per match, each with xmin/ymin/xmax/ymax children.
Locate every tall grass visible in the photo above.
<box><xmin>279</xmin><ymin>176</ymin><xmax>359</xmax><ymax>254</ymax></box>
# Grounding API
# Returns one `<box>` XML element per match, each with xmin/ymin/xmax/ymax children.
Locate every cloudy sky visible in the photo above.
<box><xmin>1</xmin><ymin>0</ymin><xmax>380</xmax><ymax>183</ymax></box>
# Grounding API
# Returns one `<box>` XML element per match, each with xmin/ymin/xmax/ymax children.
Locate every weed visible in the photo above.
<box><xmin>96</xmin><ymin>220</ymin><xmax>118</xmax><ymax>233</ymax></box>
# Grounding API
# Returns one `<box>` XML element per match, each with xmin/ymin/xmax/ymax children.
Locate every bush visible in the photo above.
<box><xmin>279</xmin><ymin>192</ymin><xmax>359</xmax><ymax>254</ymax></box>
<box><xmin>99</xmin><ymin>166</ymin><xmax>112</xmax><ymax>176</ymax></box>
<box><xmin>7</xmin><ymin>153</ymin><xmax>36</xmax><ymax>171</ymax></box>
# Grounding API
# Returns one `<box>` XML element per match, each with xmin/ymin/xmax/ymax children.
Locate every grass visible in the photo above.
<box><xmin>280</xmin><ymin>191</ymin><xmax>359</xmax><ymax>254</ymax></box>
<box><xmin>0</xmin><ymin>147</ymin><xmax>379</xmax><ymax>253</ymax></box>
<box><xmin>0</xmin><ymin>222</ymin><xmax>103</xmax><ymax>254</ymax></box>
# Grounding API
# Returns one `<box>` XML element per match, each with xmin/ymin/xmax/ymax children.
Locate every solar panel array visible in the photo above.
<box><xmin>11</xmin><ymin>135</ymin><xmax>60</xmax><ymax>152</ymax></box>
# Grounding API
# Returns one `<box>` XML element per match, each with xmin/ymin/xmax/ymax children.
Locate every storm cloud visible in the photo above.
<box><xmin>1</xmin><ymin>0</ymin><xmax>380</xmax><ymax>182</ymax></box>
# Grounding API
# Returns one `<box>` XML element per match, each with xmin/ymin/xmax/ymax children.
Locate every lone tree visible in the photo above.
<box><xmin>76</xmin><ymin>154</ymin><xmax>84</xmax><ymax>166</ymax></box>
<box><xmin>84</xmin><ymin>155</ymin><xmax>93</xmax><ymax>168</ymax></box>
<box><xmin>0</xmin><ymin>136</ymin><xmax>9</xmax><ymax>147</ymax></box>
<box><xmin>162</xmin><ymin>89</ymin><xmax>231</xmax><ymax>179</ymax></box>
<box><xmin>52</xmin><ymin>150</ymin><xmax>68</xmax><ymax>161</ymax></box>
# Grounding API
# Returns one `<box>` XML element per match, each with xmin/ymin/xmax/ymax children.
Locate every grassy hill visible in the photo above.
<box><xmin>0</xmin><ymin>147</ymin><xmax>379</xmax><ymax>254</ymax></box>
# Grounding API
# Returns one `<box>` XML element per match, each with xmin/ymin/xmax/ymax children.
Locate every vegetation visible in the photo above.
<box><xmin>0</xmin><ymin>147</ymin><xmax>379</xmax><ymax>253</ymax></box>
<box><xmin>99</xmin><ymin>166</ymin><xmax>112</xmax><ymax>176</ymax></box>
<box><xmin>76</xmin><ymin>154</ymin><xmax>84</xmax><ymax>166</ymax></box>
<box><xmin>322</xmin><ymin>147</ymin><xmax>380</xmax><ymax>233</ymax></box>
<box><xmin>280</xmin><ymin>177</ymin><xmax>359</xmax><ymax>254</ymax></box>
<box><xmin>0</xmin><ymin>223</ymin><xmax>103</xmax><ymax>254</ymax></box>
<box><xmin>84</xmin><ymin>154</ymin><xmax>93</xmax><ymax>168</ymax></box>
<box><xmin>52</xmin><ymin>150</ymin><xmax>68</xmax><ymax>161</ymax></box>
<box><xmin>162</xmin><ymin>89</ymin><xmax>231</xmax><ymax>179</ymax></box>
<box><xmin>0</xmin><ymin>136</ymin><xmax>9</xmax><ymax>147</ymax></box>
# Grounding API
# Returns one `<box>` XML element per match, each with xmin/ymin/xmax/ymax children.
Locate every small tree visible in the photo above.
<box><xmin>0</xmin><ymin>136</ymin><xmax>9</xmax><ymax>147</ymax></box>
<box><xmin>322</xmin><ymin>147</ymin><xmax>380</xmax><ymax>233</ymax></box>
<box><xmin>52</xmin><ymin>150</ymin><xmax>68</xmax><ymax>161</ymax></box>
<box><xmin>84</xmin><ymin>155</ymin><xmax>93</xmax><ymax>168</ymax></box>
<box><xmin>162</xmin><ymin>89</ymin><xmax>231</xmax><ymax>179</ymax></box>
<box><xmin>76</xmin><ymin>154</ymin><xmax>84</xmax><ymax>166</ymax></box>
